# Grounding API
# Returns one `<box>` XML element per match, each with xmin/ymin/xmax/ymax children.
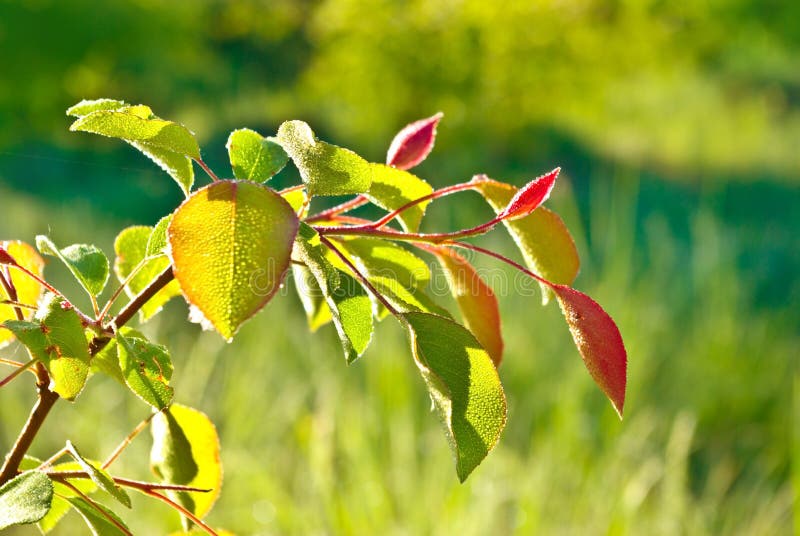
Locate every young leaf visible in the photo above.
<box><xmin>366</xmin><ymin>164</ymin><xmax>434</xmax><ymax>232</ymax></box>
<box><xmin>151</xmin><ymin>404</ymin><xmax>222</xmax><ymax>524</ymax></box>
<box><xmin>64</xmin><ymin>441</ymin><xmax>130</xmax><ymax>508</ymax></box>
<box><xmin>472</xmin><ymin>176</ymin><xmax>579</xmax><ymax>304</ymax></box>
<box><xmin>146</xmin><ymin>215</ymin><xmax>172</xmax><ymax>258</ymax></box>
<box><xmin>116</xmin><ymin>333</ymin><xmax>174</xmax><ymax>410</ymax></box>
<box><xmin>36</xmin><ymin>236</ymin><xmax>109</xmax><ymax>298</ymax></box>
<box><xmin>0</xmin><ymin>471</ymin><xmax>53</xmax><ymax>530</ymax></box>
<box><xmin>66</xmin><ymin>497</ymin><xmax>131</xmax><ymax>536</ymax></box>
<box><xmin>293</xmin><ymin>225</ymin><xmax>373</xmax><ymax>361</ymax></box>
<box><xmin>66</xmin><ymin>99</ymin><xmax>127</xmax><ymax>117</ymax></box>
<box><xmin>0</xmin><ymin>240</ymin><xmax>44</xmax><ymax>349</ymax></box>
<box><xmin>275</xmin><ymin>120</ymin><xmax>372</xmax><ymax>196</ymax></box>
<box><xmin>114</xmin><ymin>226</ymin><xmax>182</xmax><ymax>321</ymax></box>
<box><xmin>3</xmin><ymin>293</ymin><xmax>91</xmax><ymax>400</ymax></box>
<box><xmin>168</xmin><ymin>181</ymin><xmax>299</xmax><ymax>340</ymax></box>
<box><xmin>386</xmin><ymin>112</ymin><xmax>443</xmax><ymax>170</ymax></box>
<box><xmin>431</xmin><ymin>246</ymin><xmax>504</xmax><ymax>366</ymax></box>
<box><xmin>280</xmin><ymin>187</ymin><xmax>309</xmax><ymax>218</ymax></box>
<box><xmin>69</xmin><ymin>105</ymin><xmax>199</xmax><ymax>195</ymax></box>
<box><xmin>226</xmin><ymin>128</ymin><xmax>289</xmax><ymax>182</ymax></box>
<box><xmin>498</xmin><ymin>167</ymin><xmax>560</xmax><ymax>221</ymax></box>
<box><xmin>552</xmin><ymin>285</ymin><xmax>627</xmax><ymax>417</ymax></box>
<box><xmin>401</xmin><ymin>312</ymin><xmax>506</xmax><ymax>482</ymax></box>
<box><xmin>69</xmin><ymin>110</ymin><xmax>200</xmax><ymax>158</ymax></box>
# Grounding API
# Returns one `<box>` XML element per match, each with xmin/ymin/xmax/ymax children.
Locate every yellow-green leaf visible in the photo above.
<box><xmin>292</xmin><ymin>264</ymin><xmax>333</xmax><ymax>331</ymax></box>
<box><xmin>472</xmin><ymin>176</ymin><xmax>579</xmax><ymax>304</ymax></box>
<box><xmin>116</xmin><ymin>333</ymin><xmax>174</xmax><ymax>410</ymax></box>
<box><xmin>168</xmin><ymin>181</ymin><xmax>299</xmax><ymax>340</ymax></box>
<box><xmin>402</xmin><ymin>312</ymin><xmax>507</xmax><ymax>482</ymax></box>
<box><xmin>66</xmin><ymin>497</ymin><xmax>131</xmax><ymax>536</ymax></box>
<box><xmin>36</xmin><ymin>236</ymin><xmax>109</xmax><ymax>298</ymax></box>
<box><xmin>65</xmin><ymin>441</ymin><xmax>130</xmax><ymax>508</ymax></box>
<box><xmin>114</xmin><ymin>226</ymin><xmax>182</xmax><ymax>322</ymax></box>
<box><xmin>66</xmin><ymin>99</ymin><xmax>127</xmax><ymax>117</ymax></box>
<box><xmin>431</xmin><ymin>246</ymin><xmax>504</xmax><ymax>366</ymax></box>
<box><xmin>366</xmin><ymin>164</ymin><xmax>433</xmax><ymax>232</ymax></box>
<box><xmin>151</xmin><ymin>404</ymin><xmax>222</xmax><ymax>525</ymax></box>
<box><xmin>276</xmin><ymin>120</ymin><xmax>372</xmax><ymax>196</ymax></box>
<box><xmin>0</xmin><ymin>240</ymin><xmax>44</xmax><ymax>349</ymax></box>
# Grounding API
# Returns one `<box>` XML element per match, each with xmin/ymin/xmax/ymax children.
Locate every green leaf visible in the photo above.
<box><xmin>67</xmin><ymin>497</ymin><xmax>131</xmax><ymax>536</ymax></box>
<box><xmin>65</xmin><ymin>441</ymin><xmax>130</xmax><ymax>508</ymax></box>
<box><xmin>36</xmin><ymin>236</ymin><xmax>109</xmax><ymax>298</ymax></box>
<box><xmin>22</xmin><ymin>460</ymin><xmax>98</xmax><ymax>534</ymax></box>
<box><xmin>90</xmin><ymin>327</ymin><xmax>145</xmax><ymax>384</ymax></box>
<box><xmin>226</xmin><ymin>128</ymin><xmax>289</xmax><ymax>182</ymax></box>
<box><xmin>472</xmin><ymin>176</ymin><xmax>579</xmax><ymax>304</ymax></box>
<box><xmin>151</xmin><ymin>404</ymin><xmax>222</xmax><ymax>525</ymax></box>
<box><xmin>69</xmin><ymin>107</ymin><xmax>199</xmax><ymax>194</ymax></box>
<box><xmin>3</xmin><ymin>293</ymin><xmax>91</xmax><ymax>400</ymax></box>
<box><xmin>366</xmin><ymin>164</ymin><xmax>433</xmax><ymax>232</ymax></box>
<box><xmin>401</xmin><ymin>312</ymin><xmax>507</xmax><ymax>481</ymax></box>
<box><xmin>168</xmin><ymin>181</ymin><xmax>299</xmax><ymax>340</ymax></box>
<box><xmin>293</xmin><ymin>224</ymin><xmax>373</xmax><ymax>362</ymax></box>
<box><xmin>66</xmin><ymin>99</ymin><xmax>127</xmax><ymax>117</ymax></box>
<box><xmin>431</xmin><ymin>246</ymin><xmax>504</xmax><ymax>366</ymax></box>
<box><xmin>276</xmin><ymin>120</ymin><xmax>372</xmax><ymax>196</ymax></box>
<box><xmin>129</xmin><ymin>140</ymin><xmax>195</xmax><ymax>195</ymax></box>
<box><xmin>114</xmin><ymin>226</ymin><xmax>182</xmax><ymax>321</ymax></box>
<box><xmin>70</xmin><ymin>110</ymin><xmax>200</xmax><ymax>158</ymax></box>
<box><xmin>292</xmin><ymin>264</ymin><xmax>333</xmax><ymax>331</ymax></box>
<box><xmin>0</xmin><ymin>471</ymin><xmax>53</xmax><ymax>529</ymax></box>
<box><xmin>116</xmin><ymin>333</ymin><xmax>174</xmax><ymax>409</ymax></box>
<box><xmin>280</xmin><ymin>187</ymin><xmax>309</xmax><ymax>217</ymax></box>
<box><xmin>146</xmin><ymin>215</ymin><xmax>172</xmax><ymax>258</ymax></box>
<box><xmin>0</xmin><ymin>240</ymin><xmax>44</xmax><ymax>349</ymax></box>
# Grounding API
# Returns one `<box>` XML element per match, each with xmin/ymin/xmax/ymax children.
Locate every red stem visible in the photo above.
<box><xmin>194</xmin><ymin>158</ymin><xmax>221</xmax><ymax>182</ymax></box>
<box><xmin>305</xmin><ymin>195</ymin><xmax>369</xmax><ymax>223</ymax></box>
<box><xmin>142</xmin><ymin>489</ymin><xmax>219</xmax><ymax>536</ymax></box>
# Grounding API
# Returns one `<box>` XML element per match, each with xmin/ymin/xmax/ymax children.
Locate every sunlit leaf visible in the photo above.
<box><xmin>168</xmin><ymin>181</ymin><xmax>299</xmax><ymax>340</ymax></box>
<box><xmin>114</xmin><ymin>226</ymin><xmax>181</xmax><ymax>322</ymax></box>
<box><xmin>66</xmin><ymin>99</ymin><xmax>127</xmax><ymax>117</ymax></box>
<box><xmin>498</xmin><ymin>168</ymin><xmax>559</xmax><ymax>221</ymax></box>
<box><xmin>293</xmin><ymin>224</ymin><xmax>373</xmax><ymax>361</ymax></box>
<box><xmin>0</xmin><ymin>240</ymin><xmax>44</xmax><ymax>349</ymax></box>
<box><xmin>473</xmin><ymin>176</ymin><xmax>579</xmax><ymax>304</ymax></box>
<box><xmin>402</xmin><ymin>312</ymin><xmax>506</xmax><ymax>481</ymax></box>
<box><xmin>65</xmin><ymin>441</ymin><xmax>130</xmax><ymax>508</ymax></box>
<box><xmin>129</xmin><ymin>141</ymin><xmax>195</xmax><ymax>195</ymax></box>
<box><xmin>67</xmin><ymin>497</ymin><xmax>131</xmax><ymax>536</ymax></box>
<box><xmin>146</xmin><ymin>215</ymin><xmax>172</xmax><ymax>258</ymax></box>
<box><xmin>386</xmin><ymin>112</ymin><xmax>442</xmax><ymax>170</ymax></box>
<box><xmin>431</xmin><ymin>246</ymin><xmax>504</xmax><ymax>366</ymax></box>
<box><xmin>0</xmin><ymin>471</ymin><xmax>53</xmax><ymax>530</ymax></box>
<box><xmin>552</xmin><ymin>285</ymin><xmax>627</xmax><ymax>417</ymax></box>
<box><xmin>116</xmin><ymin>333</ymin><xmax>174</xmax><ymax>410</ymax></box>
<box><xmin>280</xmin><ymin>188</ymin><xmax>309</xmax><ymax>218</ymax></box>
<box><xmin>151</xmin><ymin>404</ymin><xmax>222</xmax><ymax>525</ymax></box>
<box><xmin>276</xmin><ymin>120</ymin><xmax>372</xmax><ymax>196</ymax></box>
<box><xmin>226</xmin><ymin>128</ymin><xmax>289</xmax><ymax>182</ymax></box>
<box><xmin>3</xmin><ymin>293</ymin><xmax>91</xmax><ymax>400</ymax></box>
<box><xmin>292</xmin><ymin>264</ymin><xmax>333</xmax><ymax>331</ymax></box>
<box><xmin>36</xmin><ymin>236</ymin><xmax>109</xmax><ymax>298</ymax></box>
<box><xmin>366</xmin><ymin>164</ymin><xmax>433</xmax><ymax>232</ymax></box>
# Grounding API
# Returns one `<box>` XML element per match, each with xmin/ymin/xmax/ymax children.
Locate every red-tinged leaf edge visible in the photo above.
<box><xmin>551</xmin><ymin>285</ymin><xmax>627</xmax><ymax>418</ymax></box>
<box><xmin>386</xmin><ymin>112</ymin><xmax>443</xmax><ymax>170</ymax></box>
<box><xmin>0</xmin><ymin>246</ymin><xmax>17</xmax><ymax>265</ymax></box>
<box><xmin>498</xmin><ymin>168</ymin><xmax>560</xmax><ymax>221</ymax></box>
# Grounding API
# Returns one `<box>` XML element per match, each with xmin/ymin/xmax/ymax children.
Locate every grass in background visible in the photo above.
<box><xmin>0</xmin><ymin>175</ymin><xmax>793</xmax><ymax>535</ymax></box>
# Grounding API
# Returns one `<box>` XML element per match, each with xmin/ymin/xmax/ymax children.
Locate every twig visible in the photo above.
<box><xmin>194</xmin><ymin>158</ymin><xmax>221</xmax><ymax>183</ymax></box>
<box><xmin>305</xmin><ymin>195</ymin><xmax>369</xmax><ymax>223</ymax></box>
<box><xmin>47</xmin><ymin>471</ymin><xmax>212</xmax><ymax>493</ymax></box>
<box><xmin>141</xmin><ymin>488</ymin><xmax>219</xmax><ymax>536</ymax></box>
<box><xmin>102</xmin><ymin>412</ymin><xmax>157</xmax><ymax>469</ymax></box>
<box><xmin>0</xmin><ymin>358</ymin><xmax>39</xmax><ymax>389</ymax></box>
<box><xmin>60</xmin><ymin>480</ymin><xmax>133</xmax><ymax>536</ymax></box>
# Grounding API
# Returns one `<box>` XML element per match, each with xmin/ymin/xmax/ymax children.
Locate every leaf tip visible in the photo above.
<box><xmin>499</xmin><ymin>167</ymin><xmax>560</xmax><ymax>221</ymax></box>
<box><xmin>386</xmin><ymin>112</ymin><xmax>444</xmax><ymax>170</ymax></box>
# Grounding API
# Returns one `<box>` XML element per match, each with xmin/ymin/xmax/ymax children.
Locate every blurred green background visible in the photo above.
<box><xmin>0</xmin><ymin>1</ymin><xmax>797</xmax><ymax>534</ymax></box>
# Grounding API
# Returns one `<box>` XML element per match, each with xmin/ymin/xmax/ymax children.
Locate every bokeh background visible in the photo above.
<box><xmin>1</xmin><ymin>1</ymin><xmax>797</xmax><ymax>534</ymax></box>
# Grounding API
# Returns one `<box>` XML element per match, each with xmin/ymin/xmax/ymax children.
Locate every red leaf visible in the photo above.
<box><xmin>499</xmin><ymin>168</ymin><xmax>559</xmax><ymax>221</ymax></box>
<box><xmin>386</xmin><ymin>112</ymin><xmax>443</xmax><ymax>170</ymax></box>
<box><xmin>552</xmin><ymin>285</ymin><xmax>627</xmax><ymax>417</ymax></box>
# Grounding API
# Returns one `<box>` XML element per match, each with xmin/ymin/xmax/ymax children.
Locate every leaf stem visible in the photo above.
<box><xmin>305</xmin><ymin>195</ymin><xmax>369</xmax><ymax>223</ymax></box>
<box><xmin>0</xmin><ymin>299</ymin><xmax>37</xmax><ymax>310</ymax></box>
<box><xmin>0</xmin><ymin>268</ymin><xmax>25</xmax><ymax>321</ymax></box>
<box><xmin>314</xmin><ymin>215</ymin><xmax>502</xmax><ymax>244</ymax></box>
<box><xmin>444</xmin><ymin>241</ymin><xmax>551</xmax><ymax>287</ymax></box>
<box><xmin>0</xmin><ymin>357</ymin><xmax>39</xmax><ymax>389</ymax></box>
<box><xmin>370</xmin><ymin>181</ymin><xmax>481</xmax><ymax>229</ymax></box>
<box><xmin>60</xmin><ymin>480</ymin><xmax>134</xmax><ymax>536</ymax></box>
<box><xmin>0</xmin><ymin>357</ymin><xmax>25</xmax><ymax>368</ymax></box>
<box><xmin>141</xmin><ymin>488</ymin><xmax>219</xmax><ymax>536</ymax></box>
<box><xmin>102</xmin><ymin>412</ymin><xmax>157</xmax><ymax>469</ymax></box>
<box><xmin>319</xmin><ymin>235</ymin><xmax>399</xmax><ymax>316</ymax></box>
<box><xmin>195</xmin><ymin>158</ymin><xmax>221</xmax><ymax>182</ymax></box>
<box><xmin>48</xmin><ymin>471</ymin><xmax>212</xmax><ymax>493</ymax></box>
<box><xmin>98</xmin><ymin>257</ymin><xmax>149</xmax><ymax>322</ymax></box>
